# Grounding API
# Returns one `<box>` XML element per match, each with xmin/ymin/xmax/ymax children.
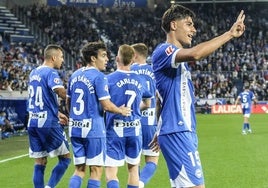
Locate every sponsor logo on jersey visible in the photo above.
<box><xmin>69</xmin><ymin>119</ymin><xmax>92</xmax><ymax>128</ymax></box>
<box><xmin>165</xmin><ymin>45</ymin><xmax>175</xmax><ymax>56</ymax></box>
<box><xmin>29</xmin><ymin>111</ymin><xmax>47</xmax><ymax>119</ymax></box>
<box><xmin>114</xmin><ymin>119</ymin><xmax>141</xmax><ymax>128</ymax></box>
<box><xmin>141</xmin><ymin>108</ymin><xmax>155</xmax><ymax>117</ymax></box>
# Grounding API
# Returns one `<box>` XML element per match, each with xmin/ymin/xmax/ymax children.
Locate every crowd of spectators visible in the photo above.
<box><xmin>0</xmin><ymin>41</ymin><xmax>42</xmax><ymax>93</ymax></box>
<box><xmin>0</xmin><ymin>40</ymin><xmax>71</xmax><ymax>95</ymax></box>
<box><xmin>1</xmin><ymin>2</ymin><xmax>267</xmax><ymax>103</ymax></box>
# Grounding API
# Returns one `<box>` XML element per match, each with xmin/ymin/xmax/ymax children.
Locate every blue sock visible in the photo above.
<box><xmin>140</xmin><ymin>162</ymin><xmax>157</xmax><ymax>185</ymax></box>
<box><xmin>33</xmin><ymin>164</ymin><xmax>45</xmax><ymax>188</ymax></box>
<box><xmin>69</xmin><ymin>175</ymin><xmax>82</xmax><ymax>188</ymax></box>
<box><xmin>47</xmin><ymin>157</ymin><xmax>71</xmax><ymax>187</ymax></box>
<box><xmin>247</xmin><ymin>123</ymin><xmax>251</xmax><ymax>130</ymax></box>
<box><xmin>127</xmin><ymin>185</ymin><xmax>139</xmax><ymax>188</ymax></box>
<box><xmin>87</xmin><ymin>179</ymin><xmax>101</xmax><ymax>188</ymax></box>
<box><xmin>107</xmin><ymin>180</ymin><xmax>119</xmax><ymax>188</ymax></box>
<box><xmin>243</xmin><ymin>123</ymin><xmax>247</xmax><ymax>130</ymax></box>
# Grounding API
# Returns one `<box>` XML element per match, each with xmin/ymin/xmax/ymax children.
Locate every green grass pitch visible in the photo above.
<box><xmin>1</xmin><ymin>114</ymin><xmax>268</xmax><ymax>188</ymax></box>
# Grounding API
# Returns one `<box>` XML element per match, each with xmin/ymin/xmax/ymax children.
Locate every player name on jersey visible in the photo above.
<box><xmin>116</xmin><ymin>78</ymin><xmax>142</xmax><ymax>89</ymax></box>
<box><xmin>69</xmin><ymin>75</ymin><xmax>95</xmax><ymax>93</ymax></box>
<box><xmin>29</xmin><ymin>75</ymin><xmax>41</xmax><ymax>82</ymax></box>
<box><xmin>132</xmin><ymin>69</ymin><xmax>155</xmax><ymax>79</ymax></box>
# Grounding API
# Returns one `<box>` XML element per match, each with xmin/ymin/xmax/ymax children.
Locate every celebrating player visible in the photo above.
<box><xmin>130</xmin><ymin>43</ymin><xmax>159</xmax><ymax>188</ymax></box>
<box><xmin>150</xmin><ymin>4</ymin><xmax>245</xmax><ymax>188</ymax></box>
<box><xmin>105</xmin><ymin>44</ymin><xmax>152</xmax><ymax>188</ymax></box>
<box><xmin>67</xmin><ymin>41</ymin><xmax>130</xmax><ymax>188</ymax></box>
<box><xmin>27</xmin><ymin>44</ymin><xmax>71</xmax><ymax>188</ymax></box>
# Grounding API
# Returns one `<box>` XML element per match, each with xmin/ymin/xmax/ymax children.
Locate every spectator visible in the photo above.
<box><xmin>201</xmin><ymin>102</ymin><xmax>211</xmax><ymax>114</ymax></box>
<box><xmin>2</xmin><ymin>2</ymin><xmax>267</xmax><ymax>102</ymax></box>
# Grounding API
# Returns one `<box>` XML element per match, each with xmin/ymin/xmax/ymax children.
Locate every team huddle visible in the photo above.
<box><xmin>27</xmin><ymin>4</ymin><xmax>246</xmax><ymax>188</ymax></box>
<box><xmin>27</xmin><ymin>42</ymin><xmax>159</xmax><ymax>188</ymax></box>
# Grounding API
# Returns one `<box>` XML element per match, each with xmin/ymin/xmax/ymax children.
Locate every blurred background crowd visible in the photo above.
<box><xmin>0</xmin><ymin>2</ymin><xmax>267</xmax><ymax>102</ymax></box>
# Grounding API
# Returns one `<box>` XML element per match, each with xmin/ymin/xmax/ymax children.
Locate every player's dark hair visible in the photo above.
<box><xmin>44</xmin><ymin>44</ymin><xmax>63</xmax><ymax>60</ymax></box>
<box><xmin>81</xmin><ymin>41</ymin><xmax>107</xmax><ymax>65</ymax></box>
<box><xmin>131</xmin><ymin>43</ymin><xmax>148</xmax><ymax>58</ymax></box>
<box><xmin>161</xmin><ymin>4</ymin><xmax>196</xmax><ymax>33</ymax></box>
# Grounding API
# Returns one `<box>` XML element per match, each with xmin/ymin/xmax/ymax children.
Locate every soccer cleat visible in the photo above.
<box><xmin>242</xmin><ymin>130</ymin><xmax>247</xmax><ymax>135</ymax></box>
<box><xmin>248</xmin><ymin>129</ymin><xmax>252</xmax><ymax>133</ymax></box>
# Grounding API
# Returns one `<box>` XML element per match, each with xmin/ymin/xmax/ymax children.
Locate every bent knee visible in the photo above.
<box><xmin>35</xmin><ymin>157</ymin><xmax>47</xmax><ymax>166</ymax></box>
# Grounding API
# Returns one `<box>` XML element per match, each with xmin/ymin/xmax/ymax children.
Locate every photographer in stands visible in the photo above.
<box><xmin>0</xmin><ymin>111</ymin><xmax>15</xmax><ymax>138</ymax></box>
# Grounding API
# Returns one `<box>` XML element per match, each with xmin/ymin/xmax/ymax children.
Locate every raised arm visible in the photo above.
<box><xmin>176</xmin><ymin>10</ymin><xmax>246</xmax><ymax>62</ymax></box>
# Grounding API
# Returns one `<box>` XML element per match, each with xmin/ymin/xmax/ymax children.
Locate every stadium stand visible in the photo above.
<box><xmin>0</xmin><ymin>6</ymin><xmax>35</xmax><ymax>44</ymax></box>
<box><xmin>0</xmin><ymin>1</ymin><xmax>267</xmax><ymax>120</ymax></box>
<box><xmin>15</xmin><ymin>3</ymin><xmax>266</xmax><ymax>100</ymax></box>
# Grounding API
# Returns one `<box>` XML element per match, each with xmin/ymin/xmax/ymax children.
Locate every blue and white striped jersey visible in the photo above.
<box><xmin>152</xmin><ymin>43</ymin><xmax>197</xmax><ymax>135</ymax></box>
<box><xmin>237</xmin><ymin>90</ymin><xmax>256</xmax><ymax>111</ymax></box>
<box><xmin>67</xmin><ymin>67</ymin><xmax>110</xmax><ymax>138</ymax></box>
<box><xmin>27</xmin><ymin>65</ymin><xmax>64</xmax><ymax>128</ymax></box>
<box><xmin>131</xmin><ymin>63</ymin><xmax>157</xmax><ymax>126</ymax></box>
<box><xmin>105</xmin><ymin>70</ymin><xmax>152</xmax><ymax>137</ymax></box>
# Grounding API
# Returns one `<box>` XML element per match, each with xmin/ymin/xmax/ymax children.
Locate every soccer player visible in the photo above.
<box><xmin>235</xmin><ymin>84</ymin><xmax>257</xmax><ymax>135</ymax></box>
<box><xmin>105</xmin><ymin>44</ymin><xmax>152</xmax><ymax>188</ymax></box>
<box><xmin>130</xmin><ymin>43</ymin><xmax>159</xmax><ymax>188</ymax></box>
<box><xmin>149</xmin><ymin>4</ymin><xmax>245</xmax><ymax>188</ymax></box>
<box><xmin>27</xmin><ymin>44</ymin><xmax>71</xmax><ymax>188</ymax></box>
<box><xmin>67</xmin><ymin>42</ymin><xmax>131</xmax><ymax>188</ymax></box>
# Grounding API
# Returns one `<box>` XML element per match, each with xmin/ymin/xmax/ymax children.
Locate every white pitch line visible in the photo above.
<box><xmin>0</xmin><ymin>154</ymin><xmax>28</xmax><ymax>163</ymax></box>
<box><xmin>0</xmin><ymin>141</ymin><xmax>71</xmax><ymax>164</ymax></box>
